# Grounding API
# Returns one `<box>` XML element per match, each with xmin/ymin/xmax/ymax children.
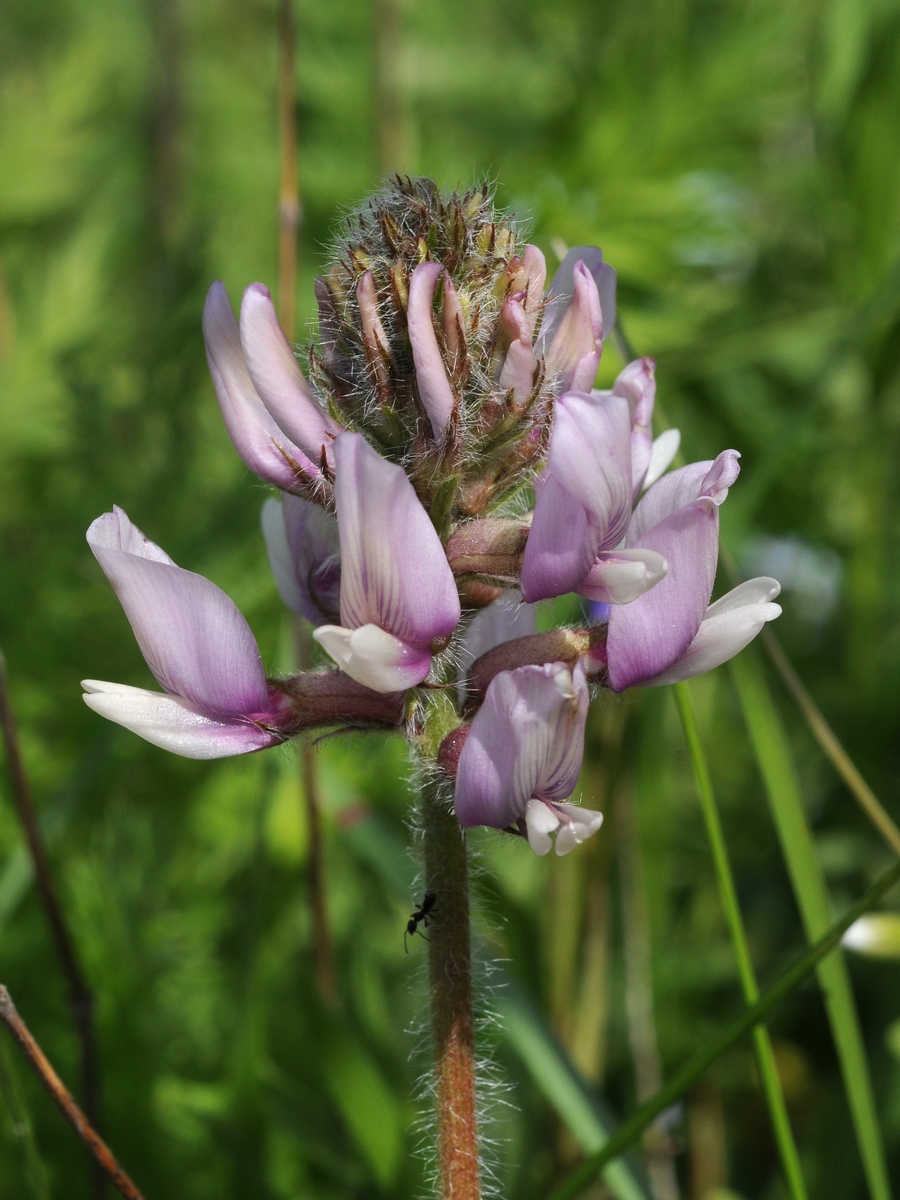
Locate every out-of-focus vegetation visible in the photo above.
<box><xmin>1</xmin><ymin>0</ymin><xmax>900</xmax><ymax>1196</ymax></box>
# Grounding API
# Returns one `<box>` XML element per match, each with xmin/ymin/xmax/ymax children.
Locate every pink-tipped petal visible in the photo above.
<box><xmin>577</xmin><ymin>549</ymin><xmax>668</xmax><ymax>605</ymax></box>
<box><xmin>333</xmin><ymin>433</ymin><xmax>460</xmax><ymax>647</ymax></box>
<box><xmin>239</xmin><ymin>283</ymin><xmax>341</xmax><ymax>471</ymax></box>
<box><xmin>408</xmin><ymin>262</ymin><xmax>456</xmax><ymax>438</ymax></box>
<box><xmin>87</xmin><ymin>508</ymin><xmax>270</xmax><ymax>716</ymax></box>
<box><xmin>261</xmin><ymin>495</ymin><xmax>341</xmax><ymax>626</ymax></box>
<box><xmin>543</xmin><ymin>261</ymin><xmax>603</xmax><ymax>392</ymax></box>
<box><xmin>312</xmin><ymin>624</ymin><xmax>432</xmax><ymax>692</ymax></box>
<box><xmin>82</xmin><ymin>682</ymin><xmax>280</xmax><ymax>759</ymax></box>
<box><xmin>203</xmin><ymin>282</ymin><xmax>316</xmax><ymax>488</ymax></box>
<box><xmin>607</xmin><ymin>499</ymin><xmax>720</xmax><ymax>691</ymax></box>
<box><xmin>454</xmin><ymin>662</ymin><xmax>588</xmax><ymax>830</ymax></box>
<box><xmin>628</xmin><ymin>450</ymin><xmax>741</xmax><ymax>543</ymax></box>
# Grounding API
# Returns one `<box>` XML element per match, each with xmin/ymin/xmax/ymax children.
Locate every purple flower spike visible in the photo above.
<box><xmin>521</xmin><ymin>392</ymin><xmax>666</xmax><ymax>604</ymax></box>
<box><xmin>83</xmin><ymin>508</ymin><xmax>289</xmax><ymax>759</ymax></box>
<box><xmin>542</xmin><ymin>261</ymin><xmax>604</xmax><ymax>393</ymax></box>
<box><xmin>454</xmin><ymin>662</ymin><xmax>602</xmax><ymax>856</ymax></box>
<box><xmin>239</xmin><ymin>283</ymin><xmax>342</xmax><ymax>473</ymax></box>
<box><xmin>203</xmin><ymin>282</ymin><xmax>317</xmax><ymax>490</ymax></box>
<box><xmin>261</xmin><ymin>495</ymin><xmax>341</xmax><ymax>626</ymax></box>
<box><xmin>408</xmin><ymin>262</ymin><xmax>457</xmax><ymax>439</ymax></box>
<box><xmin>313</xmin><ymin>433</ymin><xmax>461</xmax><ymax>691</ymax></box>
<box><xmin>606</xmin><ymin>450</ymin><xmax>777</xmax><ymax>691</ymax></box>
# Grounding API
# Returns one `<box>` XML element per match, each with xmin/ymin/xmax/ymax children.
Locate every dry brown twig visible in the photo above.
<box><xmin>0</xmin><ymin>986</ymin><xmax>145</xmax><ymax>1200</ymax></box>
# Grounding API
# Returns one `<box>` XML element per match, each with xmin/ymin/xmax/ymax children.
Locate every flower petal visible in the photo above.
<box><xmin>521</xmin><ymin>244</ymin><xmax>548</xmax><ymax>335</ymax></box>
<box><xmin>312</xmin><ymin>623</ymin><xmax>432</xmax><ymax>692</ymax></box>
<box><xmin>643</xmin><ymin>429</ymin><xmax>681</xmax><ymax>492</ymax></box>
<box><xmin>610</xmin><ymin>358</ymin><xmax>657</xmax><ymax>495</ymax></box>
<box><xmin>408</xmin><ymin>262</ymin><xmax>456</xmax><ymax>439</ymax></box>
<box><xmin>333</xmin><ymin>432</ymin><xmax>460</xmax><ymax>644</ymax></box>
<box><xmin>577</xmin><ymin>548</ymin><xmax>668</xmax><ymax>605</ymax></box>
<box><xmin>239</xmin><ymin>283</ymin><xmax>341</xmax><ymax>471</ymax></box>
<box><xmin>455</xmin><ymin>662</ymin><xmax>588</xmax><ymax>830</ymax></box>
<box><xmin>607</xmin><ymin>499</ymin><xmax>719</xmax><ymax>691</ymax></box>
<box><xmin>521</xmin><ymin>392</ymin><xmax>632</xmax><ymax>602</ymax></box>
<box><xmin>203</xmin><ymin>282</ymin><xmax>316</xmax><ymax>488</ymax></box>
<box><xmin>525</xmin><ymin>799</ymin><xmax>559</xmax><ymax>855</ymax></box>
<box><xmin>641</xmin><ymin>587</ymin><xmax>782</xmax><ymax>686</ymax></box>
<box><xmin>628</xmin><ymin>449</ymin><xmax>740</xmax><ymax>544</ymax></box>
<box><xmin>87</xmin><ymin>508</ymin><xmax>270</xmax><ymax>715</ymax></box>
<box><xmin>520</xmin><ymin>473</ymin><xmax>593</xmax><ymax>603</ymax></box>
<box><xmin>543</xmin><ymin>261</ymin><xmax>603</xmax><ymax>392</ymax></box>
<box><xmin>261</xmin><ymin>495</ymin><xmax>341</xmax><ymax>626</ymax></box>
<box><xmin>82</xmin><ymin>682</ymin><xmax>280</xmax><ymax>759</ymax></box>
<box><xmin>553</xmin><ymin>802</ymin><xmax>604</xmax><ymax>855</ymax></box>
<box><xmin>539</xmin><ymin>246</ymin><xmax>616</xmax><ymax>351</ymax></box>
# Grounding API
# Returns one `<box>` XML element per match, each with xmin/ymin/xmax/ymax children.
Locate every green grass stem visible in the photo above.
<box><xmin>673</xmin><ymin>682</ymin><xmax>808</xmax><ymax>1200</ymax></box>
<box><xmin>546</xmin><ymin>856</ymin><xmax>900</xmax><ymax>1200</ymax></box>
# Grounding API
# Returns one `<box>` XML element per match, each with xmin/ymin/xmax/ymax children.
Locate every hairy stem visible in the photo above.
<box><xmin>420</xmin><ymin>776</ymin><xmax>481</xmax><ymax>1200</ymax></box>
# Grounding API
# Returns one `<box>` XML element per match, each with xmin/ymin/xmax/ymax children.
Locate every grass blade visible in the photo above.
<box><xmin>498</xmin><ymin>980</ymin><xmax>651</xmax><ymax>1200</ymax></box>
<box><xmin>731</xmin><ymin>649</ymin><xmax>892</xmax><ymax>1200</ymax></box>
<box><xmin>546</xmin><ymin>857</ymin><xmax>900</xmax><ymax>1200</ymax></box>
<box><xmin>673</xmin><ymin>682</ymin><xmax>808</xmax><ymax>1200</ymax></box>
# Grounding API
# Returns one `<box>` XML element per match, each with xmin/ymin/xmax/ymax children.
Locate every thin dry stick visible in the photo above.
<box><xmin>277</xmin><ymin>0</ymin><xmax>300</xmax><ymax>337</ymax></box>
<box><xmin>0</xmin><ymin>652</ymin><xmax>104</xmax><ymax>1197</ymax></box>
<box><xmin>761</xmin><ymin>629</ymin><xmax>900</xmax><ymax>857</ymax></box>
<box><xmin>0</xmin><ymin>987</ymin><xmax>144</xmax><ymax>1200</ymax></box>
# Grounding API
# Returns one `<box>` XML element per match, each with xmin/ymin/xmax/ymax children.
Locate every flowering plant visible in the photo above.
<box><xmin>82</xmin><ymin>178</ymin><xmax>781</xmax><ymax>1197</ymax></box>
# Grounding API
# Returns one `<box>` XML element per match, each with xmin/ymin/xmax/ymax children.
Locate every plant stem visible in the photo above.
<box><xmin>673</xmin><ymin>683</ymin><xmax>807</xmax><ymax>1200</ymax></box>
<box><xmin>0</xmin><ymin>987</ymin><xmax>144</xmax><ymax>1200</ymax></box>
<box><xmin>0</xmin><ymin>652</ymin><xmax>104</xmax><ymax>1199</ymax></box>
<box><xmin>277</xmin><ymin>0</ymin><xmax>300</xmax><ymax>340</ymax></box>
<box><xmin>420</xmin><ymin>776</ymin><xmax>481</xmax><ymax>1200</ymax></box>
<box><xmin>547</xmin><ymin>856</ymin><xmax>900</xmax><ymax>1200</ymax></box>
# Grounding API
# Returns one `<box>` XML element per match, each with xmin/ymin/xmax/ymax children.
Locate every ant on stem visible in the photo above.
<box><xmin>405</xmin><ymin>891</ymin><xmax>436</xmax><ymax>952</ymax></box>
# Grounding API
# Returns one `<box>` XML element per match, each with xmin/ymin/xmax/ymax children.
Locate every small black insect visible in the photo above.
<box><xmin>405</xmin><ymin>891</ymin><xmax>436</xmax><ymax>952</ymax></box>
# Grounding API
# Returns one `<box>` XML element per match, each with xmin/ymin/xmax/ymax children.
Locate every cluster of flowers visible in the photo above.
<box><xmin>83</xmin><ymin>180</ymin><xmax>781</xmax><ymax>856</ymax></box>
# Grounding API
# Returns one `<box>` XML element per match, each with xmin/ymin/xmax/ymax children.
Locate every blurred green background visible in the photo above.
<box><xmin>2</xmin><ymin>0</ymin><xmax>900</xmax><ymax>1196</ymax></box>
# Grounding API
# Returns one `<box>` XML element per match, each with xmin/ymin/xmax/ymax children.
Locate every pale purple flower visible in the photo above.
<box><xmin>82</xmin><ymin>508</ymin><xmax>290</xmax><ymax>758</ymax></box>
<box><xmin>313</xmin><ymin>432</ymin><xmax>461</xmax><ymax>692</ymax></box>
<box><xmin>408</xmin><ymin>262</ymin><xmax>457</xmax><ymax>439</ymax></box>
<box><xmin>261</xmin><ymin>494</ymin><xmax>341</xmax><ymax>626</ymax></box>
<box><xmin>454</xmin><ymin>662</ymin><xmax>603</xmax><ymax>856</ymax></box>
<box><xmin>239</xmin><ymin>283</ymin><xmax>343</xmax><ymax>473</ymax></box>
<box><xmin>520</xmin><ymin>389</ymin><xmax>667</xmax><ymax>605</ymax></box>
<box><xmin>607</xmin><ymin>452</ymin><xmax>781</xmax><ymax>689</ymax></box>
<box><xmin>203</xmin><ymin>282</ymin><xmax>319</xmax><ymax>490</ymax></box>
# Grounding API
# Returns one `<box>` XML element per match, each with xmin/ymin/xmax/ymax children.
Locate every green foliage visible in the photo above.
<box><xmin>2</xmin><ymin>0</ymin><xmax>900</xmax><ymax>1196</ymax></box>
